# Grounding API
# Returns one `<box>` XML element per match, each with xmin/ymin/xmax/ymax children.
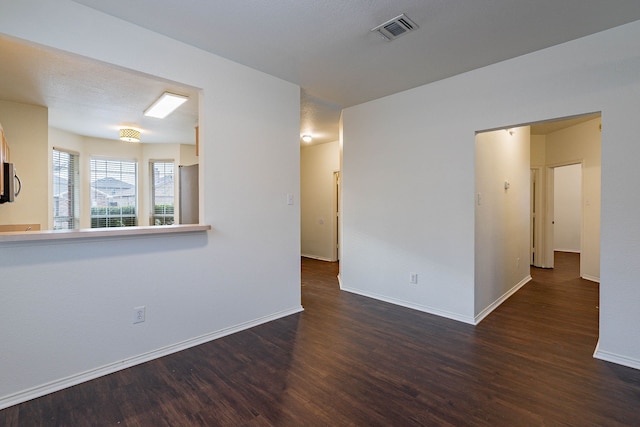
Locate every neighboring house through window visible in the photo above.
<box><xmin>90</xmin><ymin>158</ymin><xmax>137</xmax><ymax>228</ymax></box>
<box><xmin>52</xmin><ymin>148</ymin><xmax>79</xmax><ymax>230</ymax></box>
<box><xmin>150</xmin><ymin>161</ymin><xmax>175</xmax><ymax>225</ymax></box>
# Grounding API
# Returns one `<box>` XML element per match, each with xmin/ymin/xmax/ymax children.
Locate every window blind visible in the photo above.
<box><xmin>90</xmin><ymin>158</ymin><xmax>137</xmax><ymax>228</ymax></box>
<box><xmin>52</xmin><ymin>148</ymin><xmax>79</xmax><ymax>229</ymax></box>
<box><xmin>150</xmin><ymin>161</ymin><xmax>175</xmax><ymax>225</ymax></box>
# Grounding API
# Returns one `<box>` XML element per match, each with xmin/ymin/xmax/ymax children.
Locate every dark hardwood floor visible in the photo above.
<box><xmin>2</xmin><ymin>252</ymin><xmax>640</xmax><ymax>426</ymax></box>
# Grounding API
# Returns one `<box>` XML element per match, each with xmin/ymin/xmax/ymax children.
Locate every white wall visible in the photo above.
<box><xmin>475</xmin><ymin>127</ymin><xmax>531</xmax><ymax>320</ymax></box>
<box><xmin>0</xmin><ymin>0</ymin><xmax>301</xmax><ymax>408</ymax></box>
<box><xmin>0</xmin><ymin>100</ymin><xmax>48</xmax><ymax>228</ymax></box>
<box><xmin>342</xmin><ymin>19</ymin><xmax>640</xmax><ymax>369</ymax></box>
<box><xmin>554</xmin><ymin>164</ymin><xmax>582</xmax><ymax>252</ymax></box>
<box><xmin>342</xmin><ymin>92</ymin><xmax>476</xmax><ymax>323</ymax></box>
<box><xmin>301</xmin><ymin>140</ymin><xmax>340</xmax><ymax>261</ymax></box>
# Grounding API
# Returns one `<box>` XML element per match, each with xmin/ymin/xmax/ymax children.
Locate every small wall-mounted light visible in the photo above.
<box><xmin>119</xmin><ymin>128</ymin><xmax>141</xmax><ymax>143</ymax></box>
<box><xmin>301</xmin><ymin>134</ymin><xmax>313</xmax><ymax>143</ymax></box>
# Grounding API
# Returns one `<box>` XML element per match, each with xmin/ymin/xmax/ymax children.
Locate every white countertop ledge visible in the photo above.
<box><xmin>0</xmin><ymin>224</ymin><xmax>211</xmax><ymax>243</ymax></box>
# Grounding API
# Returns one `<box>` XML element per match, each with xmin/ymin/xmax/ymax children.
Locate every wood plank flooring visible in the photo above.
<box><xmin>2</xmin><ymin>252</ymin><xmax>640</xmax><ymax>425</ymax></box>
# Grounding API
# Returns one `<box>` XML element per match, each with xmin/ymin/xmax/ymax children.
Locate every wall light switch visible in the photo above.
<box><xmin>287</xmin><ymin>193</ymin><xmax>294</xmax><ymax>205</ymax></box>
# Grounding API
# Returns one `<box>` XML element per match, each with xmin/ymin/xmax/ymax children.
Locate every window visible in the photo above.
<box><xmin>150</xmin><ymin>161</ymin><xmax>175</xmax><ymax>225</ymax></box>
<box><xmin>90</xmin><ymin>158</ymin><xmax>137</xmax><ymax>228</ymax></box>
<box><xmin>52</xmin><ymin>149</ymin><xmax>79</xmax><ymax>229</ymax></box>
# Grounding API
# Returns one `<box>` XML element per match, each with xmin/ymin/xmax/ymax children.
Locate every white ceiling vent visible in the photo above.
<box><xmin>371</xmin><ymin>14</ymin><xmax>419</xmax><ymax>41</ymax></box>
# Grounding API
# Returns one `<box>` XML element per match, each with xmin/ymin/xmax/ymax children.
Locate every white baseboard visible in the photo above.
<box><xmin>0</xmin><ymin>306</ymin><xmax>304</xmax><ymax>411</ymax></box>
<box><xmin>581</xmin><ymin>274</ymin><xmax>600</xmax><ymax>283</ymax></box>
<box><xmin>338</xmin><ymin>274</ymin><xmax>532</xmax><ymax>326</ymax></box>
<box><xmin>593</xmin><ymin>341</ymin><xmax>640</xmax><ymax>370</ymax></box>
<box><xmin>474</xmin><ymin>275</ymin><xmax>532</xmax><ymax>325</ymax></box>
<box><xmin>301</xmin><ymin>254</ymin><xmax>336</xmax><ymax>262</ymax></box>
<box><xmin>338</xmin><ymin>282</ymin><xmax>474</xmax><ymax>325</ymax></box>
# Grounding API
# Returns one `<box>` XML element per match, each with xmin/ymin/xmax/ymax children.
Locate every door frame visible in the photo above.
<box><xmin>332</xmin><ymin>171</ymin><xmax>341</xmax><ymax>262</ymax></box>
<box><xmin>530</xmin><ymin>167</ymin><xmax>543</xmax><ymax>266</ymax></box>
<box><xmin>539</xmin><ymin>160</ymin><xmax>584</xmax><ymax>270</ymax></box>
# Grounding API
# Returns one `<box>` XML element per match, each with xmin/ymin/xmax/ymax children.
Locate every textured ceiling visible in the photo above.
<box><xmin>0</xmin><ymin>36</ymin><xmax>199</xmax><ymax>144</ymax></box>
<box><xmin>70</xmin><ymin>1</ymin><xmax>640</xmax><ymax>106</ymax></box>
<box><xmin>3</xmin><ymin>2</ymin><xmax>640</xmax><ymax>145</ymax></box>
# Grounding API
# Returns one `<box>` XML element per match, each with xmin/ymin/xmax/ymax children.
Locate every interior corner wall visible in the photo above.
<box><xmin>0</xmin><ymin>99</ymin><xmax>48</xmax><ymax>228</ymax></box>
<box><xmin>301</xmin><ymin>140</ymin><xmax>340</xmax><ymax>261</ymax></box>
<box><xmin>0</xmin><ymin>0</ymin><xmax>301</xmax><ymax>408</ymax></box>
<box><xmin>180</xmin><ymin>144</ymin><xmax>198</xmax><ymax>166</ymax></box>
<box><xmin>475</xmin><ymin>127</ymin><xmax>531</xmax><ymax>319</ymax></box>
<box><xmin>342</xmin><ymin>19</ymin><xmax>640</xmax><ymax>368</ymax></box>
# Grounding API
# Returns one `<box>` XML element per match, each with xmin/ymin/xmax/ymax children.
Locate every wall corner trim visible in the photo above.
<box><xmin>594</xmin><ymin>343</ymin><xmax>640</xmax><ymax>371</ymax></box>
<box><xmin>474</xmin><ymin>275</ymin><xmax>532</xmax><ymax>325</ymax></box>
<box><xmin>581</xmin><ymin>274</ymin><xmax>600</xmax><ymax>283</ymax></box>
<box><xmin>339</xmin><ymin>283</ymin><xmax>475</xmax><ymax>325</ymax></box>
<box><xmin>301</xmin><ymin>254</ymin><xmax>336</xmax><ymax>262</ymax></box>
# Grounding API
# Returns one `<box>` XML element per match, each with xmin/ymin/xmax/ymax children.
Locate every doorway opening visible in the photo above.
<box><xmin>475</xmin><ymin>112</ymin><xmax>601</xmax><ymax>323</ymax></box>
<box><xmin>530</xmin><ymin>114</ymin><xmax>601</xmax><ymax>281</ymax></box>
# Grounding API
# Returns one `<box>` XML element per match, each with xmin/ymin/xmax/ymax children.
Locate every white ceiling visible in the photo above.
<box><xmin>3</xmin><ymin>1</ymin><xmax>640</xmax><ymax>145</ymax></box>
<box><xmin>529</xmin><ymin>113</ymin><xmax>601</xmax><ymax>136</ymax></box>
<box><xmin>0</xmin><ymin>36</ymin><xmax>199</xmax><ymax>144</ymax></box>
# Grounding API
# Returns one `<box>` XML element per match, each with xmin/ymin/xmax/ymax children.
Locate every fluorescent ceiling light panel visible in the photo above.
<box><xmin>144</xmin><ymin>92</ymin><xmax>188</xmax><ymax>118</ymax></box>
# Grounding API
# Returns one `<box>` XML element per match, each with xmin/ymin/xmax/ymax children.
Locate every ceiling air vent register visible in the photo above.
<box><xmin>371</xmin><ymin>14</ymin><xmax>419</xmax><ymax>41</ymax></box>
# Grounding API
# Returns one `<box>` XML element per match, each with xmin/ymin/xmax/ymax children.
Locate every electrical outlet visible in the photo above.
<box><xmin>409</xmin><ymin>272</ymin><xmax>418</xmax><ymax>284</ymax></box>
<box><xmin>133</xmin><ymin>306</ymin><xmax>145</xmax><ymax>324</ymax></box>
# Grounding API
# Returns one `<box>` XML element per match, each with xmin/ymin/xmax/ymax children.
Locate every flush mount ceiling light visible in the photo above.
<box><xmin>119</xmin><ymin>128</ymin><xmax>141</xmax><ymax>142</ymax></box>
<box><xmin>302</xmin><ymin>134</ymin><xmax>313</xmax><ymax>143</ymax></box>
<box><xmin>144</xmin><ymin>92</ymin><xmax>189</xmax><ymax>119</ymax></box>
